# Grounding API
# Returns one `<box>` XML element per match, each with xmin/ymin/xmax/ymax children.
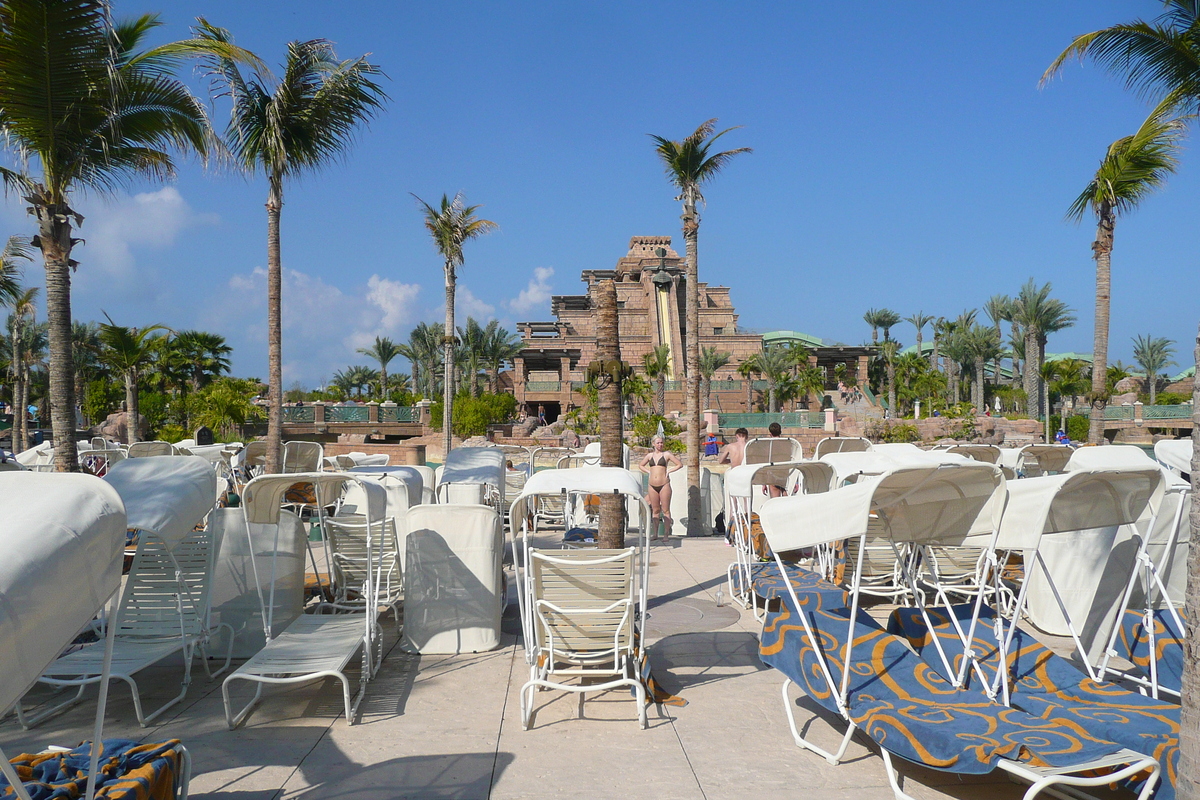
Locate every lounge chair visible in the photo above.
<box><xmin>126</xmin><ymin>440</ymin><xmax>175</xmax><ymax>458</ymax></box>
<box><xmin>326</xmin><ymin>514</ymin><xmax>403</xmax><ymax>623</ymax></box>
<box><xmin>755</xmin><ymin>461</ymin><xmax>1160</xmax><ymax>800</ymax></box>
<box><xmin>812</xmin><ymin>436</ymin><xmax>871</xmax><ymax>458</ymax></box>
<box><xmin>437</xmin><ymin>446</ymin><xmax>505</xmax><ymax>513</ymax></box>
<box><xmin>221</xmin><ymin>472</ymin><xmax>386</xmax><ymax>729</ymax></box>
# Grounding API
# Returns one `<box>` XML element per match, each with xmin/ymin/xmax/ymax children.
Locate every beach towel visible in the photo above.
<box><xmin>1</xmin><ymin>739</ymin><xmax>182</xmax><ymax>800</ymax></box>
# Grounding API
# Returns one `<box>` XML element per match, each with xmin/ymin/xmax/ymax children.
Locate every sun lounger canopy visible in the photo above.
<box><xmin>242</xmin><ymin>472</ymin><xmax>385</xmax><ymax>525</ymax></box>
<box><xmin>724</xmin><ymin>461</ymin><xmax>834</xmax><ymax>498</ymax></box>
<box><xmin>819</xmin><ymin>451</ymin><xmax>897</xmax><ymax>484</ymax></box>
<box><xmin>996</xmin><ymin>467</ymin><xmax>1164</xmax><ymax>550</ymax></box>
<box><xmin>759</xmin><ymin>463</ymin><xmax>1003</xmax><ymax>552</ymax></box>
<box><xmin>0</xmin><ymin>473</ymin><xmax>126</xmax><ymax>712</ymax></box>
<box><xmin>1018</xmin><ymin>444</ymin><xmax>1074</xmax><ymax>474</ymax></box>
<box><xmin>1155</xmin><ymin>439</ymin><xmax>1192</xmax><ymax>476</ymax></box>
<box><xmin>104</xmin><ymin>455</ymin><xmax>216</xmax><ymax>551</ymax></box>
<box><xmin>1065</xmin><ymin>444</ymin><xmax>1156</xmax><ymax>472</ymax></box>
<box><xmin>438</xmin><ymin>447</ymin><xmax>505</xmax><ymax>487</ymax></box>
<box><xmin>509</xmin><ymin>466</ymin><xmax>643</xmax><ymax>521</ymax></box>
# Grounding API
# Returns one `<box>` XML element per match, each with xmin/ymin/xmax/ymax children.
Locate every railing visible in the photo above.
<box><xmin>1104</xmin><ymin>405</ymin><xmax>1136</xmax><ymax>421</ymax></box>
<box><xmin>525</xmin><ymin>381</ymin><xmax>562</xmax><ymax>392</ymax></box>
<box><xmin>379</xmin><ymin>405</ymin><xmax>417</xmax><ymax>423</ymax></box>
<box><xmin>570</xmin><ymin>381</ymin><xmax>589</xmax><ymax>390</ymax></box>
<box><xmin>327</xmin><ymin>405</ymin><xmax>369</xmax><ymax>423</ymax></box>
<box><xmin>707</xmin><ymin>380</ymin><xmax>743</xmax><ymax>392</ymax></box>
<box><xmin>717</xmin><ymin>411</ymin><xmax>825</xmax><ymax>429</ymax></box>
<box><xmin>662</xmin><ymin>380</ymin><xmax>684</xmax><ymax>391</ymax></box>
<box><xmin>1142</xmin><ymin>404</ymin><xmax>1193</xmax><ymax>420</ymax></box>
<box><xmin>752</xmin><ymin>380</ymin><xmax>768</xmax><ymax>391</ymax></box>
<box><xmin>282</xmin><ymin>406</ymin><xmax>315</xmax><ymax>423</ymax></box>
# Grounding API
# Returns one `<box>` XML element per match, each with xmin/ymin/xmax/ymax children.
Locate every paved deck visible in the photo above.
<box><xmin>3</xmin><ymin>538</ymin><xmax>1047</xmax><ymax>800</ymax></box>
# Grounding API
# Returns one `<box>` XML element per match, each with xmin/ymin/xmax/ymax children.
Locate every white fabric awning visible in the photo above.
<box><xmin>1065</xmin><ymin>444</ymin><xmax>1156</xmax><ymax>471</ymax></box>
<box><xmin>0</xmin><ymin>473</ymin><xmax>127</xmax><ymax>712</ymax></box>
<box><xmin>438</xmin><ymin>447</ymin><xmax>505</xmax><ymax>487</ymax></box>
<box><xmin>104</xmin><ymin>455</ymin><xmax>217</xmax><ymax>551</ymax></box>
<box><xmin>724</xmin><ymin>461</ymin><xmax>835</xmax><ymax>498</ymax></box>
<box><xmin>1018</xmin><ymin>444</ymin><xmax>1074</xmax><ymax>474</ymax></box>
<box><xmin>509</xmin><ymin>466</ymin><xmax>644</xmax><ymax>522</ymax></box>
<box><xmin>242</xmin><ymin>472</ymin><xmax>385</xmax><ymax>525</ymax></box>
<box><xmin>1155</xmin><ymin>439</ymin><xmax>1192</xmax><ymax>476</ymax></box>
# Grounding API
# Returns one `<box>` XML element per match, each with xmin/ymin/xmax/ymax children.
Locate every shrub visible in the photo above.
<box><xmin>1049</xmin><ymin>414</ymin><xmax>1090</xmax><ymax>442</ymax></box>
<box><xmin>430</xmin><ymin>392</ymin><xmax>517</xmax><ymax>437</ymax></box>
<box><xmin>629</xmin><ymin>413</ymin><xmax>683</xmax><ymax>449</ymax></box>
<box><xmin>1142</xmin><ymin>392</ymin><xmax>1190</xmax><ymax>406</ymax></box>
<box><xmin>866</xmin><ymin>420</ymin><xmax>920</xmax><ymax>443</ymax></box>
<box><xmin>157</xmin><ymin>424</ymin><xmax>187</xmax><ymax>443</ymax></box>
<box><xmin>83</xmin><ymin>380</ymin><xmax>121</xmax><ymax>426</ymax></box>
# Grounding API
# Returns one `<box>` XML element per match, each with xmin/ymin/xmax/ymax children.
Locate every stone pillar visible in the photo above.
<box><xmin>367</xmin><ymin>402</ymin><xmax>379</xmax><ymax>423</ymax></box>
<box><xmin>415</xmin><ymin>399</ymin><xmax>433</xmax><ymax>427</ymax></box>
<box><xmin>824</xmin><ymin>409</ymin><xmax>837</xmax><ymax>432</ymax></box>
<box><xmin>313</xmin><ymin>402</ymin><xmax>326</xmax><ymax>425</ymax></box>
<box><xmin>1134</xmin><ymin>401</ymin><xmax>1144</xmax><ymax>427</ymax></box>
<box><xmin>513</xmin><ymin>356</ymin><xmax>525</xmax><ymax>404</ymax></box>
<box><xmin>857</xmin><ymin>355</ymin><xmax>870</xmax><ymax>386</ymax></box>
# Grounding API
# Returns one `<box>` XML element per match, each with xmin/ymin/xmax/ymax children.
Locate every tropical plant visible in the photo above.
<box><xmin>1010</xmin><ymin>280</ymin><xmax>1076</xmax><ymax>420</ymax></box>
<box><xmin>737</xmin><ymin>357</ymin><xmax>759</xmax><ymax>412</ymax></box>
<box><xmin>1132</xmin><ymin>334</ymin><xmax>1177</xmax><ymax>404</ymax></box>
<box><xmin>0</xmin><ymin>7</ymin><xmax>239</xmax><ymax>470</ymax></box>
<box><xmin>642</xmin><ymin>344</ymin><xmax>672</xmax><ymax>415</ymax></box>
<box><xmin>399</xmin><ymin>321</ymin><xmax>443</xmax><ymax>399</ymax></box>
<box><xmin>651</xmin><ymin>118</ymin><xmax>750</xmax><ymax>532</ymax></box>
<box><xmin>6</xmin><ymin>287</ymin><xmax>39</xmax><ymax>452</ymax></box>
<box><xmin>878</xmin><ymin>341</ymin><xmax>900</xmax><ymax>413</ymax></box>
<box><xmin>188</xmin><ymin>377</ymin><xmax>261</xmax><ymax>441</ymax></box>
<box><xmin>71</xmin><ymin>321</ymin><xmax>104</xmax><ymax>423</ymax></box>
<box><xmin>877</xmin><ymin>309</ymin><xmax>901</xmax><ymax>342</ymax></box>
<box><xmin>698</xmin><ymin>346</ymin><xmax>732</xmax><ymax>413</ymax></box>
<box><xmin>755</xmin><ymin>345</ymin><xmax>797</xmax><ymax>413</ymax></box>
<box><xmin>962</xmin><ymin>325</ymin><xmax>1004</xmax><ymax>412</ymax></box>
<box><xmin>1107</xmin><ymin>362</ymin><xmax>1134</xmax><ymax>392</ymax></box>
<box><xmin>98</xmin><ymin>319</ymin><xmax>169</xmax><ymax>444</ymax></box>
<box><xmin>983</xmin><ymin>295</ymin><xmax>1012</xmax><ymax>385</ymax></box>
<box><xmin>198</xmin><ymin>20</ymin><xmax>386</xmax><ymax>472</ymax></box>
<box><xmin>906</xmin><ymin>311</ymin><xmax>935</xmax><ymax>359</ymax></box>
<box><xmin>0</xmin><ymin>236</ymin><xmax>30</xmax><ymax>307</ymax></box>
<box><xmin>794</xmin><ymin>363</ymin><xmax>827</xmax><ymax>410</ymax></box>
<box><xmin>478</xmin><ymin>319</ymin><xmax>523</xmax><ymax>392</ymax></box>
<box><xmin>1067</xmin><ymin>114</ymin><xmax>1182</xmax><ymax>442</ymax></box>
<box><xmin>413</xmin><ymin>193</ymin><xmax>497</xmax><ymax>459</ymax></box>
<box><xmin>1047</xmin><ymin>358</ymin><xmax>1091</xmax><ymax>424</ymax></box>
<box><xmin>357</xmin><ymin>336</ymin><xmax>401</xmax><ymax>399</ymax></box>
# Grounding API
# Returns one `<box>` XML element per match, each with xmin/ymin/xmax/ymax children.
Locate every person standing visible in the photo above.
<box><xmin>719</xmin><ymin>427</ymin><xmax>749</xmax><ymax>467</ymax></box>
<box><xmin>638</xmin><ymin>435</ymin><xmax>682</xmax><ymax>540</ymax></box>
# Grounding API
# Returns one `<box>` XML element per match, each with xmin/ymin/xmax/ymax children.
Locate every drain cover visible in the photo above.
<box><xmin>643</xmin><ymin>597</ymin><xmax>740</xmax><ymax>639</ymax></box>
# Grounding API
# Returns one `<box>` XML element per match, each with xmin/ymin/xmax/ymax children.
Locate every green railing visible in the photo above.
<box><xmin>379</xmin><ymin>405</ymin><xmax>417</xmax><ymax>423</ymax></box>
<box><xmin>1143</xmin><ymin>404</ymin><xmax>1193</xmax><ymax>420</ymax></box>
<box><xmin>283</xmin><ymin>406</ymin><xmax>315</xmax><ymax>423</ymax></box>
<box><xmin>570</xmin><ymin>381</ymin><xmax>589</xmax><ymax>390</ymax></box>
<box><xmin>1104</xmin><ymin>405</ymin><xmax>1136</xmax><ymax>421</ymax></box>
<box><xmin>662</xmin><ymin>380</ymin><xmax>684</xmax><ymax>391</ymax></box>
<box><xmin>707</xmin><ymin>380</ymin><xmax>743</xmax><ymax>392</ymax></box>
<box><xmin>717</xmin><ymin>411</ymin><xmax>825</xmax><ymax>429</ymax></box>
<box><xmin>327</xmin><ymin>405</ymin><xmax>369</xmax><ymax>423</ymax></box>
<box><xmin>525</xmin><ymin>381</ymin><xmax>561</xmax><ymax>392</ymax></box>
<box><xmin>751</xmin><ymin>380</ymin><xmax>768</xmax><ymax>391</ymax></box>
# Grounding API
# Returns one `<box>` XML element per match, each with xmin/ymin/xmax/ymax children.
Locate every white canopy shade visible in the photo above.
<box><xmin>242</xmin><ymin>472</ymin><xmax>385</xmax><ymax>525</ymax></box>
<box><xmin>350</xmin><ymin>465</ymin><xmax>423</xmax><ymax>507</ymax></box>
<box><xmin>177</xmin><ymin>442</ymin><xmax>230</xmax><ymax>464</ymax></box>
<box><xmin>813</xmin><ymin>436</ymin><xmax>872</xmax><ymax>458</ymax></box>
<box><xmin>724</xmin><ymin>461</ymin><xmax>834</xmax><ymax>498</ymax></box>
<box><xmin>104</xmin><ymin>455</ymin><xmax>217</xmax><ymax>551</ymax></box>
<box><xmin>508</xmin><ymin>466</ymin><xmax>643</xmax><ymax>523</ymax></box>
<box><xmin>14</xmin><ymin>441</ymin><xmax>52</xmax><ymax>467</ymax></box>
<box><xmin>439</xmin><ymin>447</ymin><xmax>505</xmax><ymax>488</ymax></box>
<box><xmin>581</xmin><ymin>441</ymin><xmax>631</xmax><ymax>468</ymax></box>
<box><xmin>1155</xmin><ymin>439</ymin><xmax>1192</xmax><ymax>476</ymax></box>
<box><xmin>946</xmin><ymin>444</ymin><xmax>1001</xmax><ymax>464</ymax></box>
<box><xmin>996</xmin><ymin>467</ymin><xmax>1164</xmax><ymax>551</ymax></box>
<box><xmin>744</xmin><ymin>437</ymin><xmax>804</xmax><ymax>465</ymax></box>
<box><xmin>0</xmin><ymin>473</ymin><xmax>126</xmax><ymax>712</ymax></box>
<box><xmin>1019</xmin><ymin>444</ymin><xmax>1074</xmax><ymax>474</ymax></box>
<box><xmin>759</xmin><ymin>462</ymin><xmax>1004</xmax><ymax>553</ymax></box>
<box><xmin>820</xmin><ymin>451</ymin><xmax>898</xmax><ymax>485</ymax></box>
<box><xmin>1065</xmin><ymin>444</ymin><xmax>1156</xmax><ymax>472</ymax></box>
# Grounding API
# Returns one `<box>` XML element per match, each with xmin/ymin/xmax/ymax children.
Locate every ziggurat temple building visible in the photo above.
<box><xmin>511</xmin><ymin>236</ymin><xmax>873</xmax><ymax>420</ymax></box>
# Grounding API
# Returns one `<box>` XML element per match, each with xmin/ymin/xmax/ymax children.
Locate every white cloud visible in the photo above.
<box><xmin>456</xmin><ymin>285</ymin><xmax>495</xmax><ymax>320</ymax></box>
<box><xmin>366</xmin><ymin>275</ymin><xmax>421</xmax><ymax>332</ymax></box>
<box><xmin>505</xmin><ymin>266</ymin><xmax>555</xmax><ymax>316</ymax></box>
<box><xmin>78</xmin><ymin>187</ymin><xmax>217</xmax><ymax>280</ymax></box>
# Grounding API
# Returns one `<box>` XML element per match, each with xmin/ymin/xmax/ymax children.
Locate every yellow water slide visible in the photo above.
<box><xmin>655</xmin><ymin>284</ymin><xmax>677</xmax><ymax>380</ymax></box>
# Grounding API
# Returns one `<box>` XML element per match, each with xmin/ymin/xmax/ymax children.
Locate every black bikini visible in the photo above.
<box><xmin>647</xmin><ymin>454</ymin><xmax>671</xmax><ymax>489</ymax></box>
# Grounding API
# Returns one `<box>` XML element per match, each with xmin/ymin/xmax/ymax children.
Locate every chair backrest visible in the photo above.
<box><xmin>127</xmin><ymin>441</ymin><xmax>174</xmax><ymax>458</ymax></box>
<box><xmin>326</xmin><ymin>514</ymin><xmax>400</xmax><ymax>604</ymax></box>
<box><xmin>530</xmin><ymin>548</ymin><xmax>635</xmax><ymax>654</ymax></box>
<box><xmin>744</xmin><ymin>437</ymin><xmax>803</xmax><ymax>465</ymax></box>
<box><xmin>241</xmin><ymin>441</ymin><xmax>268</xmax><ymax>468</ymax></box>
<box><xmin>283</xmin><ymin>441</ymin><xmax>323</xmax><ymax>473</ymax></box>
<box><xmin>117</xmin><ymin>527</ymin><xmax>219</xmax><ymax>640</ymax></box>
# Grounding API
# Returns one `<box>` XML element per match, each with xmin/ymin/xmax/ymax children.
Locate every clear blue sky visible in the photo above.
<box><xmin>4</xmin><ymin>1</ymin><xmax>1196</xmax><ymax>386</ymax></box>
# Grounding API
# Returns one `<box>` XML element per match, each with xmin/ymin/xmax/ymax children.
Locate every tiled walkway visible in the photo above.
<box><xmin>3</xmin><ymin>538</ymin><xmax>1033</xmax><ymax>799</ymax></box>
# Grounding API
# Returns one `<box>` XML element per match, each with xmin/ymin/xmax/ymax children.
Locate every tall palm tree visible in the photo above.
<box><xmin>413</xmin><ymin>193</ymin><xmax>497</xmax><ymax>459</ymax></box>
<box><xmin>98</xmin><ymin>319</ymin><xmax>168</xmax><ymax>444</ymax></box>
<box><xmin>931</xmin><ymin>316</ymin><xmax>948</xmax><ymax>375</ymax></box>
<box><xmin>399</xmin><ymin>322</ymin><xmax>443</xmax><ymax>399</ymax></box>
<box><xmin>455</xmin><ymin>318</ymin><xmax>488</xmax><ymax>398</ymax></box>
<box><xmin>756</xmin><ymin>346</ymin><xmax>796</xmax><ymax>413</ymax></box>
<box><xmin>737</xmin><ymin>357</ymin><xmax>760</xmax><ymax>412</ymax></box>
<box><xmin>643</xmin><ymin>344</ymin><xmax>672</xmax><ymax>415</ymax></box>
<box><xmin>1048</xmin><ymin>358</ymin><xmax>1090</xmax><ymax>428</ymax></box>
<box><xmin>863</xmin><ymin>309</ymin><xmax>883</xmax><ymax>344</ymax></box>
<box><xmin>1132</xmin><ymin>334</ymin><xmax>1177</xmax><ymax>404</ymax></box>
<box><xmin>1010</xmin><ymin>280</ymin><xmax>1076</xmax><ymax>420</ymax></box>
<box><xmin>595</xmin><ymin>280</ymin><xmax>624</xmax><ymax>548</ymax></box>
<box><xmin>963</xmin><ymin>325</ymin><xmax>1003</xmax><ymax>412</ymax></box>
<box><xmin>71</xmin><ymin>321</ymin><xmax>103</xmax><ymax>425</ymax></box>
<box><xmin>198</xmin><ymin>21</ymin><xmax>386</xmax><ymax>473</ymax></box>
<box><xmin>172</xmin><ymin>330</ymin><xmax>232</xmax><ymax>390</ymax></box>
<box><xmin>698</xmin><ymin>346</ymin><xmax>732</xmax><ymax>413</ymax></box>
<box><xmin>876</xmin><ymin>309</ymin><xmax>901</xmax><ymax>342</ymax></box>
<box><xmin>906</xmin><ymin>312</ymin><xmax>935</xmax><ymax>360</ymax></box>
<box><xmin>7</xmin><ymin>287</ymin><xmax>37</xmax><ymax>452</ymax></box>
<box><xmin>357</xmin><ymin>336</ymin><xmax>401</xmax><ymax>400</ymax></box>
<box><xmin>983</xmin><ymin>295</ymin><xmax>1012</xmax><ymax>385</ymax></box>
<box><xmin>479</xmin><ymin>320</ymin><xmax>523</xmax><ymax>393</ymax></box>
<box><xmin>878</xmin><ymin>341</ymin><xmax>900</xmax><ymax>414</ymax></box>
<box><xmin>650</xmin><ymin>119</ymin><xmax>750</xmax><ymax>533</ymax></box>
<box><xmin>0</xmin><ymin>236</ymin><xmax>30</xmax><ymax>307</ymax></box>
<box><xmin>1067</xmin><ymin>114</ymin><xmax>1182</xmax><ymax>443</ymax></box>
<box><xmin>794</xmin><ymin>364</ymin><xmax>828</xmax><ymax>411</ymax></box>
<box><xmin>0</xmin><ymin>8</ymin><xmax>238</xmax><ymax>470</ymax></box>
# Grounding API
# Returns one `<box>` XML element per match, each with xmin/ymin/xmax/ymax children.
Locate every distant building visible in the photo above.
<box><xmin>512</xmin><ymin>236</ymin><xmax>874</xmax><ymax>421</ymax></box>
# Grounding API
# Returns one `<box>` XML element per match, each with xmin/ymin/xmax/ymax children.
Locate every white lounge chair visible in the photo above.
<box><xmin>744</xmin><ymin>436</ymin><xmax>803</xmax><ymax>464</ymax></box>
<box><xmin>812</xmin><ymin>436</ymin><xmax>871</xmax><ymax>459</ymax></box>
<box><xmin>437</xmin><ymin>446</ymin><xmax>505</xmax><ymax>513</ymax></box>
<box><xmin>221</xmin><ymin>472</ymin><xmax>385</xmax><ymax>729</ymax></box>
<box><xmin>126</xmin><ymin>440</ymin><xmax>175</xmax><ymax>458</ymax></box>
<box><xmin>326</xmin><ymin>514</ymin><xmax>403</xmax><ymax>623</ymax></box>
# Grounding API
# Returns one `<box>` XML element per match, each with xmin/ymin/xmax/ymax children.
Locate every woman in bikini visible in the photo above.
<box><xmin>638</xmin><ymin>436</ymin><xmax>682</xmax><ymax>538</ymax></box>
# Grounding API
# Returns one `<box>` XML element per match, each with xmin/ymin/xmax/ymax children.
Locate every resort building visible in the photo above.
<box><xmin>511</xmin><ymin>236</ymin><xmax>875</xmax><ymax>420</ymax></box>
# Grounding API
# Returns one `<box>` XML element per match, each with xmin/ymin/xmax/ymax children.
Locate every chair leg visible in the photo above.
<box><xmin>200</xmin><ymin>624</ymin><xmax>235</xmax><ymax>680</ymax></box>
<box><xmin>15</xmin><ymin>684</ymin><xmax>87</xmax><ymax>730</ymax></box>
<box><xmin>879</xmin><ymin>749</ymin><xmax>919</xmax><ymax>800</ymax></box>
<box><xmin>222</xmin><ymin>676</ymin><xmax>264</xmax><ymax>730</ymax></box>
<box><xmin>780</xmin><ymin>678</ymin><xmax>857</xmax><ymax>765</ymax></box>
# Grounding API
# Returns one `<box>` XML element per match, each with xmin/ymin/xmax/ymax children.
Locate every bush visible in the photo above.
<box><xmin>866</xmin><ymin>421</ymin><xmax>920</xmax><ymax>443</ymax></box>
<box><xmin>1143</xmin><ymin>392</ymin><xmax>1190</xmax><ymax>405</ymax></box>
<box><xmin>157</xmin><ymin>424</ymin><xmax>187</xmax><ymax>443</ymax></box>
<box><xmin>429</xmin><ymin>393</ymin><xmax>517</xmax><ymax>437</ymax></box>
<box><xmin>629</xmin><ymin>413</ymin><xmax>684</xmax><ymax>450</ymax></box>
<box><xmin>1049</xmin><ymin>414</ymin><xmax>1090</xmax><ymax>442</ymax></box>
<box><xmin>83</xmin><ymin>380</ymin><xmax>121</xmax><ymax>426</ymax></box>
<box><xmin>138</xmin><ymin>391</ymin><xmax>171</xmax><ymax>434</ymax></box>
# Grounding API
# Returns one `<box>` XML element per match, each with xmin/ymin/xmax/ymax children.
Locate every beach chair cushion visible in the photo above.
<box><xmin>0</xmin><ymin>739</ymin><xmax>182</xmax><ymax>800</ymax></box>
<box><xmin>1119</xmin><ymin>608</ymin><xmax>1184</xmax><ymax>695</ymax></box>
<box><xmin>740</xmin><ymin>563</ymin><xmax>847</xmax><ymax>606</ymax></box>
<box><xmin>889</xmin><ymin>603</ymin><xmax>1179</xmax><ymax>798</ymax></box>
<box><xmin>759</xmin><ymin>600</ymin><xmax>1130</xmax><ymax>775</ymax></box>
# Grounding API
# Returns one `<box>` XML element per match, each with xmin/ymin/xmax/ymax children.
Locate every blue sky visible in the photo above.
<box><xmin>4</xmin><ymin>1</ymin><xmax>1197</xmax><ymax>386</ymax></box>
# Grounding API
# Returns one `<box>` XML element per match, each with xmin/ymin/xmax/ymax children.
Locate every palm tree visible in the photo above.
<box><xmin>1067</xmin><ymin>114</ymin><xmax>1182</xmax><ymax>443</ymax></box>
<box><xmin>198</xmin><ymin>21</ymin><xmax>386</xmax><ymax>473</ymax></box>
<box><xmin>413</xmin><ymin>194</ymin><xmax>497</xmax><ymax>459</ymax></box>
<box><xmin>172</xmin><ymin>330</ymin><xmax>232</xmax><ymax>390</ymax></box>
<box><xmin>963</xmin><ymin>325</ymin><xmax>1003</xmax><ymax>412</ymax></box>
<box><xmin>479</xmin><ymin>320</ymin><xmax>523</xmax><ymax>393</ymax></box>
<box><xmin>0</xmin><ymin>236</ymin><xmax>30</xmax><ymax>307</ymax></box>
<box><xmin>357</xmin><ymin>336</ymin><xmax>401</xmax><ymax>400</ymax></box>
<box><xmin>71</xmin><ymin>321</ymin><xmax>103</xmax><ymax>424</ymax></box>
<box><xmin>737</xmin><ymin>357</ymin><xmax>760</xmax><ymax>412</ymax></box>
<box><xmin>98</xmin><ymin>320</ymin><xmax>169</xmax><ymax>444</ymax></box>
<box><xmin>1132</xmin><ymin>335</ymin><xmax>1177</xmax><ymax>404</ymax></box>
<box><xmin>794</xmin><ymin>364</ymin><xmax>828</xmax><ymax>411</ymax></box>
<box><xmin>399</xmin><ymin>322</ymin><xmax>443</xmax><ymax>399</ymax></box>
<box><xmin>876</xmin><ymin>309</ymin><xmax>901</xmax><ymax>342</ymax></box>
<box><xmin>983</xmin><ymin>295</ymin><xmax>1012</xmax><ymax>385</ymax></box>
<box><xmin>698</xmin><ymin>346</ymin><xmax>732</xmax><ymax>413</ymax></box>
<box><xmin>0</xmin><ymin>8</ymin><xmax>238</xmax><ymax>471</ymax></box>
<box><xmin>878</xmin><ymin>341</ymin><xmax>900</xmax><ymax>413</ymax></box>
<box><xmin>1048</xmin><ymin>358</ymin><xmax>1090</xmax><ymax>428</ymax></box>
<box><xmin>931</xmin><ymin>316</ymin><xmax>948</xmax><ymax>375</ymax></box>
<box><xmin>7</xmin><ymin>287</ymin><xmax>37</xmax><ymax>452</ymax></box>
<box><xmin>595</xmin><ymin>280</ymin><xmax>625</xmax><ymax>548</ymax></box>
<box><xmin>863</xmin><ymin>309</ymin><xmax>883</xmax><ymax>344</ymax></box>
<box><xmin>651</xmin><ymin>119</ymin><xmax>750</xmax><ymax>533</ymax></box>
<box><xmin>756</xmin><ymin>346</ymin><xmax>796</xmax><ymax>413</ymax></box>
<box><xmin>1010</xmin><ymin>280</ymin><xmax>1076</xmax><ymax>420</ymax></box>
<box><xmin>643</xmin><ymin>344</ymin><xmax>672</xmax><ymax>415</ymax></box>
<box><xmin>906</xmin><ymin>312</ymin><xmax>935</xmax><ymax>360</ymax></box>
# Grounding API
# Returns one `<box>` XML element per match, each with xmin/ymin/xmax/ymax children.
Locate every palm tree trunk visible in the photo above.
<box><xmin>125</xmin><ymin>372</ymin><xmax>139</xmax><ymax>445</ymax></box>
<box><xmin>380</xmin><ymin>363</ymin><xmax>388</xmax><ymax>401</ymax></box>
<box><xmin>682</xmin><ymin>197</ymin><xmax>702</xmax><ymax>535</ymax></box>
<box><xmin>887</xmin><ymin>361</ymin><xmax>896</xmax><ymax>414</ymax></box>
<box><xmin>702</xmin><ymin>378</ymin><xmax>711</xmax><ymax>415</ymax></box>
<box><xmin>443</xmin><ymin>261</ymin><xmax>455</xmax><ymax>460</ymax></box>
<box><xmin>1089</xmin><ymin>210</ymin><xmax>1113</xmax><ymax>444</ymax></box>
<box><xmin>39</xmin><ymin>207</ymin><xmax>79</xmax><ymax>472</ymax></box>
<box><xmin>656</xmin><ymin>379</ymin><xmax>664</xmax><ymax>416</ymax></box>
<box><xmin>951</xmin><ymin>363</ymin><xmax>961</xmax><ymax>405</ymax></box>
<box><xmin>11</xmin><ymin>326</ymin><xmax>23</xmax><ymax>453</ymax></box>
<box><xmin>932</xmin><ymin>335</ymin><xmax>940</xmax><ymax>373</ymax></box>
<box><xmin>974</xmin><ymin>356</ymin><xmax>985</xmax><ymax>411</ymax></box>
<box><xmin>915</xmin><ymin>330</ymin><xmax>923</xmax><ymax>360</ymax></box>
<box><xmin>768</xmin><ymin>380</ymin><xmax>778</xmax><ymax>413</ymax></box>
<box><xmin>1179</xmin><ymin>322</ymin><xmax>1200</xmax><ymax>800</ymax></box>
<box><xmin>744</xmin><ymin>376</ymin><xmax>752</xmax><ymax>412</ymax></box>
<box><xmin>265</xmin><ymin>182</ymin><xmax>284</xmax><ymax>473</ymax></box>
<box><xmin>1024</xmin><ymin>329</ymin><xmax>1041</xmax><ymax>420</ymax></box>
<box><xmin>596</xmin><ymin>280</ymin><xmax>624</xmax><ymax>548</ymax></box>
